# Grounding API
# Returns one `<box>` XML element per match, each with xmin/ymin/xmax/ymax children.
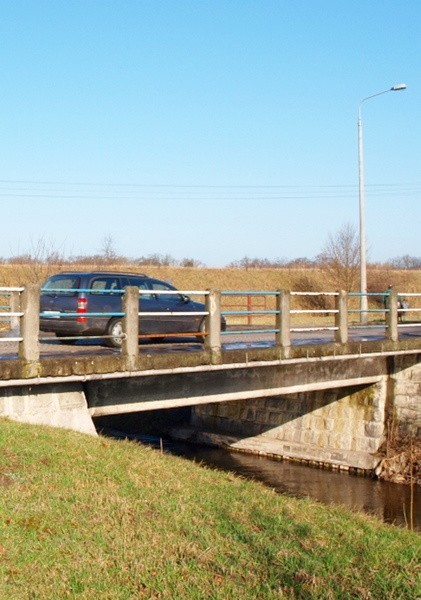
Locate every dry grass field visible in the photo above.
<box><xmin>1</xmin><ymin>263</ymin><xmax>420</xmax><ymax>328</ymax></box>
<box><xmin>1</xmin><ymin>262</ymin><xmax>420</xmax><ymax>291</ymax></box>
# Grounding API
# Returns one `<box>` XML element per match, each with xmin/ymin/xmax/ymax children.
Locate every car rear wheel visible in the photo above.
<box><xmin>106</xmin><ymin>318</ymin><xmax>123</xmax><ymax>348</ymax></box>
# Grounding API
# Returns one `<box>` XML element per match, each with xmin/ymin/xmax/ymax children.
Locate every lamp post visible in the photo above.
<box><xmin>358</xmin><ymin>83</ymin><xmax>406</xmax><ymax>323</ymax></box>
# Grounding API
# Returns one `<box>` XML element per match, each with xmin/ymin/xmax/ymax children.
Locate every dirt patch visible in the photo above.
<box><xmin>0</xmin><ymin>473</ymin><xmax>15</xmax><ymax>486</ymax></box>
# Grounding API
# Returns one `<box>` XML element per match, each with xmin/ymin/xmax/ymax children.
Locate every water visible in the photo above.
<box><xmin>101</xmin><ymin>428</ymin><xmax>420</xmax><ymax>530</ymax></box>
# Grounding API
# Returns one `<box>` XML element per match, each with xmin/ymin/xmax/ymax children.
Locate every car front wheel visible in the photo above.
<box><xmin>55</xmin><ymin>333</ymin><xmax>78</xmax><ymax>345</ymax></box>
<box><xmin>196</xmin><ymin>318</ymin><xmax>206</xmax><ymax>343</ymax></box>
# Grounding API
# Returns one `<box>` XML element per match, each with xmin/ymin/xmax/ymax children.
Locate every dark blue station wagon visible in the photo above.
<box><xmin>40</xmin><ymin>271</ymin><xmax>211</xmax><ymax>347</ymax></box>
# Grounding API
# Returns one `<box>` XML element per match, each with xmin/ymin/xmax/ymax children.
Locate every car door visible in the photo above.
<box><xmin>87</xmin><ymin>275</ymin><xmax>124</xmax><ymax>331</ymax></box>
<box><xmin>150</xmin><ymin>280</ymin><xmax>200</xmax><ymax>334</ymax></box>
<box><xmin>124</xmin><ymin>277</ymin><xmax>162</xmax><ymax>335</ymax></box>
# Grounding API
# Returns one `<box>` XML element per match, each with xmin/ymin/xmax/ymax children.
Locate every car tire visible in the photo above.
<box><xmin>196</xmin><ymin>318</ymin><xmax>206</xmax><ymax>343</ymax></box>
<box><xmin>55</xmin><ymin>333</ymin><xmax>77</xmax><ymax>345</ymax></box>
<box><xmin>106</xmin><ymin>318</ymin><xmax>123</xmax><ymax>348</ymax></box>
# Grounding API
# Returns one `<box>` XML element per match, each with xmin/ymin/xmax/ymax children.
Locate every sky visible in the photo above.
<box><xmin>1</xmin><ymin>0</ymin><xmax>420</xmax><ymax>266</ymax></box>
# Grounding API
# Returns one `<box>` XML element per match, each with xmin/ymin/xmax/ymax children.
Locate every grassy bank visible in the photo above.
<box><xmin>0</xmin><ymin>420</ymin><xmax>419</xmax><ymax>599</ymax></box>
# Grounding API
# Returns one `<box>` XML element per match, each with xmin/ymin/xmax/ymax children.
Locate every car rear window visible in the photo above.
<box><xmin>42</xmin><ymin>276</ymin><xmax>80</xmax><ymax>296</ymax></box>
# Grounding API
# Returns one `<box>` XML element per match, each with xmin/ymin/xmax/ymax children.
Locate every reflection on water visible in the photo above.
<box><xmin>169</xmin><ymin>444</ymin><xmax>420</xmax><ymax>531</ymax></box>
<box><xmin>103</xmin><ymin>429</ymin><xmax>420</xmax><ymax>530</ymax></box>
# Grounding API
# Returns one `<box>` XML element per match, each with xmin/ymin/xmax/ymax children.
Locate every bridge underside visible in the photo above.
<box><xmin>85</xmin><ymin>354</ymin><xmax>399</xmax><ymax>417</ymax></box>
<box><xmin>1</xmin><ymin>350</ymin><xmax>419</xmax><ymax>473</ymax></box>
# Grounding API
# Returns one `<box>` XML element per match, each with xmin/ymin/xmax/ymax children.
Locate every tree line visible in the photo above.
<box><xmin>1</xmin><ymin>226</ymin><xmax>419</xmax><ymax>297</ymax></box>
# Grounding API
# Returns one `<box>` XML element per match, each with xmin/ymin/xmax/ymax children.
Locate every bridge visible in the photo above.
<box><xmin>1</xmin><ymin>284</ymin><xmax>420</xmax><ymax>473</ymax></box>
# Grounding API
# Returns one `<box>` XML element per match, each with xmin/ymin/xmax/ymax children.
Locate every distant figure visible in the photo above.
<box><xmin>398</xmin><ymin>297</ymin><xmax>409</xmax><ymax>323</ymax></box>
<box><xmin>383</xmin><ymin>284</ymin><xmax>393</xmax><ymax>309</ymax></box>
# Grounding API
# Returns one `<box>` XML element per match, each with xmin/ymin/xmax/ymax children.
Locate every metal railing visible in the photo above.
<box><xmin>36</xmin><ymin>287</ymin><xmax>210</xmax><ymax>345</ymax></box>
<box><xmin>219</xmin><ymin>289</ymin><xmax>421</xmax><ymax>340</ymax></box>
<box><xmin>221</xmin><ymin>291</ymin><xmax>280</xmax><ymax>336</ymax></box>
<box><xmin>0</xmin><ymin>286</ymin><xmax>420</xmax><ymax>365</ymax></box>
<box><xmin>0</xmin><ymin>287</ymin><xmax>24</xmax><ymax>342</ymax></box>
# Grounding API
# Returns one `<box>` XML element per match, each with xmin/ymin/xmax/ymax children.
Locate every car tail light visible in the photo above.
<box><xmin>77</xmin><ymin>296</ymin><xmax>87</xmax><ymax>322</ymax></box>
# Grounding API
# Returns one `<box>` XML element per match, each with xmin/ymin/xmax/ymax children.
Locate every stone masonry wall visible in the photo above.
<box><xmin>189</xmin><ymin>360</ymin><xmax>421</xmax><ymax>471</ymax></box>
<box><xmin>391</xmin><ymin>359</ymin><xmax>421</xmax><ymax>438</ymax></box>
<box><xmin>192</xmin><ymin>384</ymin><xmax>386</xmax><ymax>452</ymax></box>
<box><xmin>191</xmin><ymin>380</ymin><xmax>389</xmax><ymax>471</ymax></box>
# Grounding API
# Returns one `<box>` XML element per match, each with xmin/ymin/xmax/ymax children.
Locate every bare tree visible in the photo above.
<box><xmin>179</xmin><ymin>257</ymin><xmax>204</xmax><ymax>268</ymax></box>
<box><xmin>9</xmin><ymin>237</ymin><xmax>66</xmax><ymax>284</ymax></box>
<box><xmin>101</xmin><ymin>234</ymin><xmax>118</xmax><ymax>264</ymax></box>
<box><xmin>134</xmin><ymin>253</ymin><xmax>176</xmax><ymax>267</ymax></box>
<box><xmin>317</xmin><ymin>223</ymin><xmax>360</xmax><ymax>291</ymax></box>
<box><xmin>388</xmin><ymin>255</ymin><xmax>421</xmax><ymax>270</ymax></box>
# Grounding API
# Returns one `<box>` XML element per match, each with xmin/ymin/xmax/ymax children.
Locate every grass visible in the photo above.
<box><xmin>0</xmin><ymin>419</ymin><xmax>419</xmax><ymax>599</ymax></box>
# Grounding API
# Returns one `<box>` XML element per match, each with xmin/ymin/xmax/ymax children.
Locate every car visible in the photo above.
<box><xmin>40</xmin><ymin>271</ymin><xmax>221</xmax><ymax>348</ymax></box>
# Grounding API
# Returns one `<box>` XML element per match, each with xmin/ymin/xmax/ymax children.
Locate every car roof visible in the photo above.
<box><xmin>48</xmin><ymin>271</ymin><xmax>148</xmax><ymax>278</ymax></box>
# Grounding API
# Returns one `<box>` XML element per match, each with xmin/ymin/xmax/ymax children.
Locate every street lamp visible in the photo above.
<box><xmin>358</xmin><ymin>83</ymin><xmax>406</xmax><ymax>323</ymax></box>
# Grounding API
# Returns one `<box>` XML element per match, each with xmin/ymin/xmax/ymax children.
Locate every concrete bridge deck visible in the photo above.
<box><xmin>0</xmin><ymin>325</ymin><xmax>420</xmax><ymax>384</ymax></box>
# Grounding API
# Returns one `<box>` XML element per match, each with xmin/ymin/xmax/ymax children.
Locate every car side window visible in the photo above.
<box><xmin>150</xmin><ymin>281</ymin><xmax>182</xmax><ymax>303</ymax></box>
<box><xmin>127</xmin><ymin>277</ymin><xmax>153</xmax><ymax>300</ymax></box>
<box><xmin>90</xmin><ymin>277</ymin><xmax>121</xmax><ymax>295</ymax></box>
<box><xmin>42</xmin><ymin>276</ymin><xmax>80</xmax><ymax>296</ymax></box>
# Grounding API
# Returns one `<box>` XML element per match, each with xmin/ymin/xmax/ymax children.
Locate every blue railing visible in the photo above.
<box><xmin>0</xmin><ymin>286</ymin><xmax>420</xmax><ymax>350</ymax></box>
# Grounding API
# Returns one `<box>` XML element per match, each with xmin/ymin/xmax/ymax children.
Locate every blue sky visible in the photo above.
<box><xmin>1</xmin><ymin>0</ymin><xmax>420</xmax><ymax>266</ymax></box>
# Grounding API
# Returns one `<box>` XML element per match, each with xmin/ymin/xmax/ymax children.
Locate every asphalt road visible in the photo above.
<box><xmin>0</xmin><ymin>324</ymin><xmax>420</xmax><ymax>361</ymax></box>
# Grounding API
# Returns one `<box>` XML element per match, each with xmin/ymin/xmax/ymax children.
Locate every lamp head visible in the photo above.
<box><xmin>391</xmin><ymin>84</ymin><xmax>407</xmax><ymax>91</ymax></box>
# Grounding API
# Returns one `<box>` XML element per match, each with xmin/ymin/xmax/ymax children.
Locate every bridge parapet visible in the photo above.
<box><xmin>0</xmin><ymin>284</ymin><xmax>420</xmax><ymax>381</ymax></box>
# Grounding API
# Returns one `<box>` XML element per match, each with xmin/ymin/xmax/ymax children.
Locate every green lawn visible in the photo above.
<box><xmin>0</xmin><ymin>419</ymin><xmax>419</xmax><ymax>599</ymax></box>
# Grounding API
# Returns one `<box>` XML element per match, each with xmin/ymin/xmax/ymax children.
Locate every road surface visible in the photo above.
<box><xmin>0</xmin><ymin>323</ymin><xmax>420</xmax><ymax>361</ymax></box>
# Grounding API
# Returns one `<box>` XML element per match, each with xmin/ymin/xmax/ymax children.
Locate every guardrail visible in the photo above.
<box><xmin>36</xmin><ymin>288</ymin><xmax>210</xmax><ymax>345</ymax></box>
<box><xmin>0</xmin><ymin>285</ymin><xmax>420</xmax><ymax>364</ymax></box>
<box><xmin>0</xmin><ymin>287</ymin><xmax>24</xmax><ymax>341</ymax></box>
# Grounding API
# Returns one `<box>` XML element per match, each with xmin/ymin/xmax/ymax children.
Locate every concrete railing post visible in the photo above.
<box><xmin>122</xmin><ymin>286</ymin><xmax>139</xmax><ymax>367</ymax></box>
<box><xmin>277</xmin><ymin>290</ymin><xmax>291</xmax><ymax>352</ymax></box>
<box><xmin>19</xmin><ymin>284</ymin><xmax>40</xmax><ymax>367</ymax></box>
<box><xmin>335</xmin><ymin>290</ymin><xmax>348</xmax><ymax>344</ymax></box>
<box><xmin>10</xmin><ymin>291</ymin><xmax>21</xmax><ymax>330</ymax></box>
<box><xmin>386</xmin><ymin>289</ymin><xmax>398</xmax><ymax>342</ymax></box>
<box><xmin>205</xmin><ymin>290</ymin><xmax>221</xmax><ymax>363</ymax></box>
